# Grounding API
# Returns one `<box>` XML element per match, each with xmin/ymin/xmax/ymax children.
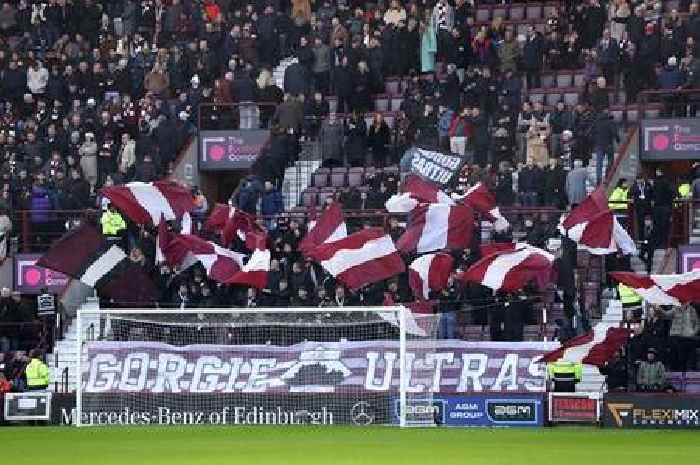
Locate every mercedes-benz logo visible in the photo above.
<box><xmin>350</xmin><ymin>401</ymin><xmax>375</xmax><ymax>426</ymax></box>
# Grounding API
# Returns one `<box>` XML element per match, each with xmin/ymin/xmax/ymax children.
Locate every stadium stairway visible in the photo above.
<box><xmin>46</xmin><ymin>298</ymin><xmax>101</xmax><ymax>392</ymax></box>
<box><xmin>689</xmin><ymin>207</ymin><xmax>700</xmax><ymax>244</ymax></box>
<box><xmin>273</xmin><ymin>57</ymin><xmax>297</xmax><ymax>91</ymax></box>
<box><xmin>575</xmin><ymin>299</ymin><xmax>624</xmax><ymax>393</ymax></box>
<box><xmin>282</xmin><ymin>142</ymin><xmax>322</xmax><ymax>210</ymax></box>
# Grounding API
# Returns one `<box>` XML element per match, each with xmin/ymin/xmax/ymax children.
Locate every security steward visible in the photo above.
<box><xmin>608</xmin><ymin>179</ymin><xmax>630</xmax><ymax>211</ymax></box>
<box><xmin>618</xmin><ymin>282</ymin><xmax>643</xmax><ymax>321</ymax></box>
<box><xmin>25</xmin><ymin>350</ymin><xmax>50</xmax><ymax>391</ymax></box>
<box><xmin>101</xmin><ymin>202</ymin><xmax>127</xmax><ymax>244</ymax></box>
<box><xmin>547</xmin><ymin>360</ymin><xmax>583</xmax><ymax>392</ymax></box>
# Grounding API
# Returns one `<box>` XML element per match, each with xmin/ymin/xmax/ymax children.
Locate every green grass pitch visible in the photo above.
<box><xmin>2</xmin><ymin>426</ymin><xmax>699</xmax><ymax>465</ymax></box>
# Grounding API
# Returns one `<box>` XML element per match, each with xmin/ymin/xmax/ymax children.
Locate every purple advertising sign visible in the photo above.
<box><xmin>640</xmin><ymin>119</ymin><xmax>700</xmax><ymax>160</ymax></box>
<box><xmin>199</xmin><ymin>130</ymin><xmax>270</xmax><ymax>170</ymax></box>
<box><xmin>83</xmin><ymin>340</ymin><xmax>558</xmax><ymax>394</ymax></box>
<box><xmin>678</xmin><ymin>245</ymin><xmax>700</xmax><ymax>273</ymax></box>
<box><xmin>14</xmin><ymin>253</ymin><xmax>70</xmax><ymax>294</ymax></box>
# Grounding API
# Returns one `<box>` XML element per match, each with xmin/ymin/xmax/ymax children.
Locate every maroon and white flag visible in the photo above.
<box><xmin>397</xmin><ymin>203</ymin><xmax>474</xmax><ymax>254</ymax></box>
<box><xmin>610</xmin><ymin>270</ymin><xmax>700</xmax><ymax>306</ymax></box>
<box><xmin>299</xmin><ymin>202</ymin><xmax>347</xmax><ymax>255</ymax></box>
<box><xmin>456</xmin><ymin>183</ymin><xmax>509</xmax><ymax>232</ymax></box>
<box><xmin>36</xmin><ymin>224</ymin><xmax>157</xmax><ymax>302</ymax></box>
<box><xmin>459</xmin><ymin>244</ymin><xmax>554</xmax><ymax>292</ymax></box>
<box><xmin>558</xmin><ymin>189</ymin><xmax>636</xmax><ymax>255</ymax></box>
<box><xmin>308</xmin><ymin>228</ymin><xmax>405</xmax><ymax>290</ymax></box>
<box><xmin>385</xmin><ymin>175</ymin><xmax>454</xmax><ymax>213</ymax></box>
<box><xmin>541</xmin><ymin>326</ymin><xmax>631</xmax><ymax>367</ymax></box>
<box><xmin>408</xmin><ymin>253</ymin><xmax>454</xmax><ymax>300</ymax></box>
<box><xmin>162</xmin><ymin>234</ymin><xmax>269</xmax><ymax>288</ymax></box>
<box><xmin>101</xmin><ymin>181</ymin><xmax>195</xmax><ymax>226</ymax></box>
<box><xmin>205</xmin><ymin>203</ymin><xmax>266</xmax><ymax>250</ymax></box>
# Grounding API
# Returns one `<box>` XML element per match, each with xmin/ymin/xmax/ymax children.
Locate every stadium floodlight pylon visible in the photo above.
<box><xmin>75</xmin><ymin>306</ymin><xmax>439</xmax><ymax>428</ymax></box>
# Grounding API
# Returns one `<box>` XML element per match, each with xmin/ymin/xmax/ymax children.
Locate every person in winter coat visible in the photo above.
<box><xmin>420</xmin><ymin>20</ymin><xmax>437</xmax><ymax>74</ymax></box>
<box><xmin>79</xmin><ymin>132</ymin><xmax>98</xmax><ymax>191</ymax></box>
<box><xmin>27</xmin><ymin>60</ymin><xmax>49</xmax><ymax>95</ymax></box>
<box><xmin>523</xmin><ymin>27</ymin><xmax>545</xmax><ymax>89</ymax></box>
<box><xmin>669</xmin><ymin>304</ymin><xmax>699</xmax><ymax>371</ymax></box>
<box><xmin>591</xmin><ymin>111</ymin><xmax>619</xmax><ymax>185</ymax></box>
<box><xmin>261</xmin><ymin>180</ymin><xmax>284</xmax><ymax>228</ymax></box>
<box><xmin>544</xmin><ymin>158</ymin><xmax>567</xmax><ymax>208</ymax></box>
<box><xmin>566</xmin><ymin>159</ymin><xmax>590</xmax><ymax>206</ymax></box>
<box><xmin>499</xmin><ymin>29</ymin><xmax>521</xmax><ymax>74</ymax></box>
<box><xmin>332</xmin><ymin>56</ymin><xmax>353</xmax><ymax>115</ymax></box>
<box><xmin>448</xmin><ymin>107</ymin><xmax>472</xmax><ymax>157</ymax></box>
<box><xmin>658</xmin><ymin>57</ymin><xmax>686</xmax><ymax>116</ymax></box>
<box><xmin>526</xmin><ymin>119</ymin><xmax>550</xmax><ymax>166</ymax></box>
<box><xmin>367</xmin><ymin>113</ymin><xmax>391</xmax><ymax>167</ymax></box>
<box><xmin>319</xmin><ymin>113</ymin><xmax>345</xmax><ymax>167</ymax></box>
<box><xmin>284</xmin><ymin>59</ymin><xmax>308</xmax><ymax>97</ymax></box>
<box><xmin>312</xmin><ymin>36</ymin><xmax>331</xmax><ymax>94</ymax></box>
<box><xmin>345</xmin><ymin>110</ymin><xmax>368</xmax><ymax>167</ymax></box>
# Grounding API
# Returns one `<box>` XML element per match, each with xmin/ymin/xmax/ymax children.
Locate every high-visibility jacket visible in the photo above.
<box><xmin>608</xmin><ymin>186</ymin><xmax>629</xmax><ymax>211</ymax></box>
<box><xmin>101</xmin><ymin>210</ymin><xmax>126</xmax><ymax>236</ymax></box>
<box><xmin>547</xmin><ymin>361</ymin><xmax>583</xmax><ymax>382</ymax></box>
<box><xmin>678</xmin><ymin>183</ymin><xmax>691</xmax><ymax>199</ymax></box>
<box><xmin>618</xmin><ymin>283</ymin><xmax>642</xmax><ymax>306</ymax></box>
<box><xmin>25</xmin><ymin>358</ymin><xmax>49</xmax><ymax>388</ymax></box>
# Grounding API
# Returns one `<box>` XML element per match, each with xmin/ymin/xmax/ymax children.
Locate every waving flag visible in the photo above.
<box><xmin>385</xmin><ymin>175</ymin><xmax>454</xmax><ymax>213</ymax></box>
<box><xmin>456</xmin><ymin>183</ymin><xmax>510</xmax><ymax>232</ymax></box>
<box><xmin>479</xmin><ymin>242</ymin><xmax>518</xmax><ymax>257</ymax></box>
<box><xmin>36</xmin><ymin>224</ymin><xmax>156</xmax><ymax>302</ymax></box>
<box><xmin>408</xmin><ymin>253</ymin><xmax>454</xmax><ymax>300</ymax></box>
<box><xmin>459</xmin><ymin>244</ymin><xmax>554</xmax><ymax>292</ymax></box>
<box><xmin>300</xmin><ymin>202</ymin><xmax>347</xmax><ymax>255</ymax></box>
<box><xmin>558</xmin><ymin>188</ymin><xmax>636</xmax><ymax>255</ymax></box>
<box><xmin>397</xmin><ymin>203</ymin><xmax>474</xmax><ymax>254</ymax></box>
<box><xmin>541</xmin><ymin>326</ymin><xmax>631</xmax><ymax>367</ymax></box>
<box><xmin>308</xmin><ymin>228</ymin><xmax>405</xmax><ymax>290</ymax></box>
<box><xmin>162</xmin><ymin>234</ymin><xmax>269</xmax><ymax>288</ymax></box>
<box><xmin>101</xmin><ymin>181</ymin><xmax>195</xmax><ymax>225</ymax></box>
<box><xmin>610</xmin><ymin>270</ymin><xmax>700</xmax><ymax>306</ymax></box>
<box><xmin>205</xmin><ymin>203</ymin><xmax>266</xmax><ymax>250</ymax></box>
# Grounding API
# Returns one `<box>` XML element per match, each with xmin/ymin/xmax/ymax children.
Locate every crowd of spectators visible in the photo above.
<box><xmin>0</xmin><ymin>0</ymin><xmax>698</xmax><ymax>392</ymax></box>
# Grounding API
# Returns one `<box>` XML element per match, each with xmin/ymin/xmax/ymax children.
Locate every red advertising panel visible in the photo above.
<box><xmin>549</xmin><ymin>393</ymin><xmax>600</xmax><ymax>423</ymax></box>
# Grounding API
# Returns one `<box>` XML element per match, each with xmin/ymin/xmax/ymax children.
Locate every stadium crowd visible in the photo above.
<box><xmin>0</xmin><ymin>0</ymin><xmax>699</xmax><ymax>393</ymax></box>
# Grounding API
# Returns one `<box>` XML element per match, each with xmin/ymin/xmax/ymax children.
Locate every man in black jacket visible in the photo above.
<box><xmin>522</xmin><ymin>27</ymin><xmax>544</xmax><ymax>89</ymax></box>
<box><xmin>651</xmin><ymin>169</ymin><xmax>675</xmax><ymax>250</ymax></box>
<box><xmin>591</xmin><ymin>110</ymin><xmax>619</xmax><ymax>185</ymax></box>
<box><xmin>631</xmin><ymin>175</ymin><xmax>654</xmax><ymax>241</ymax></box>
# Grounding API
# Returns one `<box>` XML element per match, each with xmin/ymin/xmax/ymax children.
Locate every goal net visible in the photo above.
<box><xmin>75</xmin><ymin>307</ymin><xmax>440</xmax><ymax>427</ymax></box>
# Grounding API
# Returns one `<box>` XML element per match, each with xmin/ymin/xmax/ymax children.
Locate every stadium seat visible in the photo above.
<box><xmin>541</xmin><ymin>73</ymin><xmax>555</xmax><ymax>89</ymax></box>
<box><xmin>302</xmin><ymin>189</ymin><xmax>317</xmax><ymax>207</ymax></box>
<box><xmin>509</xmin><ymin>5</ymin><xmax>525</xmax><ymax>20</ymax></box>
<box><xmin>330</xmin><ymin>168</ymin><xmax>347</xmax><ymax>187</ymax></box>
<box><xmin>385</xmin><ymin>80</ymin><xmax>400</xmax><ymax>96</ymax></box>
<box><xmin>556</xmin><ymin>72</ymin><xmax>573</xmax><ymax>88</ymax></box>
<box><xmin>526</xmin><ymin>3</ymin><xmax>543</xmax><ymax>19</ymax></box>
<box><xmin>545</xmin><ymin>92</ymin><xmax>562</xmax><ymax>107</ymax></box>
<box><xmin>391</xmin><ymin>97</ymin><xmax>404</xmax><ymax>111</ymax></box>
<box><xmin>573</xmin><ymin>72</ymin><xmax>586</xmax><ymax>87</ymax></box>
<box><xmin>644</xmin><ymin>108</ymin><xmax>661</xmax><ymax>119</ymax></box>
<box><xmin>529</xmin><ymin>92</ymin><xmax>545</xmax><ymax>104</ymax></box>
<box><xmin>347</xmin><ymin>168</ymin><xmax>364</xmax><ymax>187</ymax></box>
<box><xmin>476</xmin><ymin>7</ymin><xmax>491</xmax><ymax>22</ymax></box>
<box><xmin>375</xmin><ymin>96</ymin><xmax>389</xmax><ymax>112</ymax></box>
<box><xmin>563</xmin><ymin>92</ymin><xmax>579</xmax><ymax>106</ymax></box>
<box><xmin>312</xmin><ymin>169</ymin><xmax>330</xmax><ymax>188</ymax></box>
<box><xmin>317</xmin><ymin>188</ymin><xmax>336</xmax><ymax>206</ymax></box>
<box><xmin>626</xmin><ymin>107</ymin><xmax>639</xmax><ymax>123</ymax></box>
<box><xmin>493</xmin><ymin>7</ymin><xmax>507</xmax><ymax>19</ymax></box>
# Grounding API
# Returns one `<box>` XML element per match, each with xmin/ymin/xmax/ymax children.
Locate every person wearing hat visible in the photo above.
<box><xmin>636</xmin><ymin>347</ymin><xmax>666</xmax><ymax>392</ymax></box>
<box><xmin>658</xmin><ymin>56</ymin><xmax>685</xmax><ymax>116</ymax></box>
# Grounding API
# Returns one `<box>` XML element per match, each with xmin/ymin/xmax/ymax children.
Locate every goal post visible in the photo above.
<box><xmin>75</xmin><ymin>306</ymin><xmax>439</xmax><ymax>428</ymax></box>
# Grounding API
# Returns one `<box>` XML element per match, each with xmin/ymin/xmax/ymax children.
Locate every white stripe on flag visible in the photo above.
<box><xmin>326</xmin><ymin>222</ymin><xmax>348</xmax><ymax>244</ymax></box>
<box><xmin>321</xmin><ymin>235</ymin><xmax>397</xmax><ymax>276</ymax></box>
<box><xmin>80</xmin><ymin>245</ymin><xmax>127</xmax><ymax>287</ymax></box>
<box><xmin>411</xmin><ymin>255</ymin><xmax>433</xmax><ymax>300</ymax></box>
<box><xmin>417</xmin><ymin>204</ymin><xmax>449</xmax><ymax>253</ymax></box>
<box><xmin>481</xmin><ymin>248</ymin><xmax>533</xmax><ymax>290</ymax></box>
<box><xmin>195</xmin><ymin>253</ymin><xmax>218</xmax><ymax>275</ymax></box>
<box><xmin>561</xmin><ymin>324</ymin><xmax>608</xmax><ymax>363</ymax></box>
<box><xmin>244</xmin><ymin>249</ymin><xmax>271</xmax><ymax>272</ymax></box>
<box><xmin>129</xmin><ymin>183</ymin><xmax>176</xmax><ymax>224</ymax></box>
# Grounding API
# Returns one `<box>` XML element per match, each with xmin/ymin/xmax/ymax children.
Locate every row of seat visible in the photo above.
<box><xmin>474</xmin><ymin>2</ymin><xmax>561</xmax><ymax>23</ymax></box>
<box><xmin>382</xmin><ymin>69</ymin><xmax>587</xmax><ymax>96</ymax></box>
<box><xmin>310</xmin><ymin>166</ymin><xmax>398</xmax><ymax>189</ymax></box>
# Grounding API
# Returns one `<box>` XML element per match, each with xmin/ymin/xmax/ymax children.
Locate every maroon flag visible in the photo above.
<box><xmin>610</xmin><ymin>270</ymin><xmax>700</xmax><ymax>306</ymax></box>
<box><xmin>101</xmin><ymin>181</ymin><xmax>195</xmax><ymax>226</ymax></box>
<box><xmin>408</xmin><ymin>253</ymin><xmax>454</xmax><ymax>300</ymax></box>
<box><xmin>541</xmin><ymin>327</ymin><xmax>631</xmax><ymax>367</ymax></box>
<box><xmin>308</xmin><ymin>228</ymin><xmax>405</xmax><ymax>290</ymax></box>
<box><xmin>36</xmin><ymin>224</ymin><xmax>156</xmax><ymax>303</ymax></box>
<box><xmin>397</xmin><ymin>203</ymin><xmax>473</xmax><ymax>254</ymax></box>
<box><xmin>299</xmin><ymin>202</ymin><xmax>347</xmax><ymax>255</ymax></box>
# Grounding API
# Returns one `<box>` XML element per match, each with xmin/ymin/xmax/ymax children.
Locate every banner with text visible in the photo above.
<box><xmin>83</xmin><ymin>340</ymin><xmax>557</xmax><ymax>395</ymax></box>
<box><xmin>199</xmin><ymin>130</ymin><xmax>270</xmax><ymax>170</ymax></box>
<box><xmin>14</xmin><ymin>253</ymin><xmax>70</xmax><ymax>294</ymax></box>
<box><xmin>640</xmin><ymin>119</ymin><xmax>700</xmax><ymax>161</ymax></box>
<box><xmin>400</xmin><ymin>146</ymin><xmax>466</xmax><ymax>186</ymax></box>
<box><xmin>603</xmin><ymin>393</ymin><xmax>700</xmax><ymax>429</ymax></box>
